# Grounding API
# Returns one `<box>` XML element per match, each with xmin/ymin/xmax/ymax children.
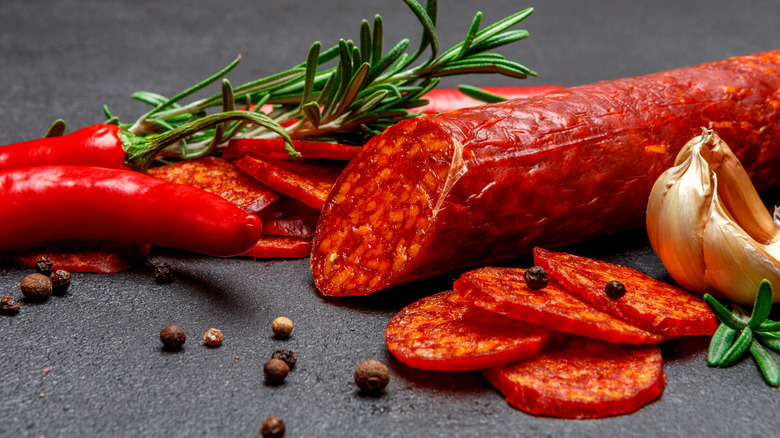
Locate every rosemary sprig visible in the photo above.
<box><xmin>704</xmin><ymin>279</ymin><xmax>780</xmax><ymax>386</ymax></box>
<box><xmin>116</xmin><ymin>1</ymin><xmax>538</xmax><ymax>154</ymax></box>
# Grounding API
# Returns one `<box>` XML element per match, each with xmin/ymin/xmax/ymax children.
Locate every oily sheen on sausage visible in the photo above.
<box><xmin>312</xmin><ymin>49</ymin><xmax>780</xmax><ymax>296</ymax></box>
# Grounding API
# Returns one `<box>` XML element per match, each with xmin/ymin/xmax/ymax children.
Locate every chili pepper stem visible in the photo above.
<box><xmin>121</xmin><ymin>110</ymin><xmax>297</xmax><ymax>172</ymax></box>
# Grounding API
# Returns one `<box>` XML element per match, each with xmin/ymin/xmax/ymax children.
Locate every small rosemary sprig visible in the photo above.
<box><xmin>705</xmin><ymin>279</ymin><xmax>780</xmax><ymax>386</ymax></box>
<box><xmin>108</xmin><ymin>0</ymin><xmax>537</xmax><ymax>157</ymax></box>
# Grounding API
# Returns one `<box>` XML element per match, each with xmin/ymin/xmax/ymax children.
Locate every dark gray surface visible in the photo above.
<box><xmin>2</xmin><ymin>1</ymin><xmax>780</xmax><ymax>437</ymax></box>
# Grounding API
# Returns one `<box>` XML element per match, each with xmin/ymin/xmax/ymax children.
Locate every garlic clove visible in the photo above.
<box><xmin>647</xmin><ymin>128</ymin><xmax>780</xmax><ymax>305</ymax></box>
<box><xmin>696</xmin><ymin>131</ymin><xmax>778</xmax><ymax>245</ymax></box>
<box><xmin>702</xmin><ymin>177</ymin><xmax>780</xmax><ymax>305</ymax></box>
<box><xmin>646</xmin><ymin>132</ymin><xmax>714</xmax><ymax>294</ymax></box>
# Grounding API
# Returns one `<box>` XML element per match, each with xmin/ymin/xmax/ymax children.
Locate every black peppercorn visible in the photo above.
<box><xmin>160</xmin><ymin>325</ymin><xmax>186</xmax><ymax>350</ymax></box>
<box><xmin>260</xmin><ymin>416</ymin><xmax>285</xmax><ymax>438</ymax></box>
<box><xmin>524</xmin><ymin>266</ymin><xmax>549</xmax><ymax>290</ymax></box>
<box><xmin>35</xmin><ymin>256</ymin><xmax>54</xmax><ymax>276</ymax></box>
<box><xmin>263</xmin><ymin>358</ymin><xmax>289</xmax><ymax>385</ymax></box>
<box><xmin>154</xmin><ymin>263</ymin><xmax>174</xmax><ymax>284</ymax></box>
<box><xmin>20</xmin><ymin>273</ymin><xmax>53</xmax><ymax>302</ymax></box>
<box><xmin>50</xmin><ymin>270</ymin><xmax>71</xmax><ymax>295</ymax></box>
<box><xmin>271</xmin><ymin>349</ymin><xmax>297</xmax><ymax>370</ymax></box>
<box><xmin>605</xmin><ymin>280</ymin><xmax>626</xmax><ymax>299</ymax></box>
<box><xmin>0</xmin><ymin>296</ymin><xmax>21</xmax><ymax>316</ymax></box>
<box><xmin>354</xmin><ymin>359</ymin><xmax>390</xmax><ymax>395</ymax></box>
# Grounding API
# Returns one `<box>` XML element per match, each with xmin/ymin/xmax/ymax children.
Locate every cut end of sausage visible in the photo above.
<box><xmin>311</xmin><ymin>117</ymin><xmax>457</xmax><ymax>296</ymax></box>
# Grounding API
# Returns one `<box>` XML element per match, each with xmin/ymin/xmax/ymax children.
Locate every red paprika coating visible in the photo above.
<box><xmin>385</xmin><ymin>290</ymin><xmax>563</xmax><ymax>371</ymax></box>
<box><xmin>533</xmin><ymin>247</ymin><xmax>718</xmax><ymax>337</ymax></box>
<box><xmin>454</xmin><ymin>267</ymin><xmax>665</xmax><ymax>345</ymax></box>
<box><xmin>0</xmin><ymin>125</ymin><xmax>129</xmax><ymax>171</ymax></box>
<box><xmin>312</xmin><ymin>49</ymin><xmax>780</xmax><ymax>296</ymax></box>
<box><xmin>148</xmin><ymin>156</ymin><xmax>279</xmax><ymax>213</ymax></box>
<box><xmin>483</xmin><ymin>337</ymin><xmax>665</xmax><ymax>419</ymax></box>
<box><xmin>0</xmin><ymin>165</ymin><xmax>261</xmax><ymax>256</ymax></box>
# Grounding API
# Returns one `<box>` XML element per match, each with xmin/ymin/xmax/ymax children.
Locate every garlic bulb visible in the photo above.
<box><xmin>646</xmin><ymin>129</ymin><xmax>780</xmax><ymax>305</ymax></box>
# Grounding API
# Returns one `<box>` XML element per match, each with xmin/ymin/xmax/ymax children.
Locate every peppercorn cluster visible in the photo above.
<box><xmin>262</xmin><ymin>317</ymin><xmax>295</xmax><ymax>384</ymax></box>
<box><xmin>2</xmin><ymin>256</ymin><xmax>72</xmax><ymax>317</ymax></box>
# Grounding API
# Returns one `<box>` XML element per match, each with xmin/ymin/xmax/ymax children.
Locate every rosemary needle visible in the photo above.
<box><xmin>750</xmin><ymin>339</ymin><xmax>780</xmax><ymax>387</ymax></box>
<box><xmin>748</xmin><ymin>280</ymin><xmax>773</xmax><ymax>328</ymax></box>
<box><xmin>718</xmin><ymin>327</ymin><xmax>753</xmax><ymax>367</ymax></box>
<box><xmin>704</xmin><ymin>294</ymin><xmax>747</xmax><ymax>330</ymax></box>
<box><xmin>708</xmin><ymin>323</ymin><xmax>737</xmax><ymax>366</ymax></box>
<box><xmin>756</xmin><ymin>332</ymin><xmax>780</xmax><ymax>352</ymax></box>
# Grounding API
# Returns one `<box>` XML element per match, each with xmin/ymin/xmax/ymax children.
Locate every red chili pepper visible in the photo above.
<box><xmin>224</xmin><ymin>138</ymin><xmax>362</xmax><ymax>161</ymax></box>
<box><xmin>0</xmin><ymin>125</ymin><xmax>130</xmax><ymax>171</ymax></box>
<box><xmin>0</xmin><ymin>111</ymin><xmax>296</xmax><ymax>173</ymax></box>
<box><xmin>417</xmin><ymin>85</ymin><xmax>565</xmax><ymax>114</ymax></box>
<box><xmin>0</xmin><ymin>165</ymin><xmax>261</xmax><ymax>257</ymax></box>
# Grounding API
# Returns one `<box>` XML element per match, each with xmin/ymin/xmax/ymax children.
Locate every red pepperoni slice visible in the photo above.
<box><xmin>385</xmin><ymin>290</ymin><xmax>564</xmax><ymax>371</ymax></box>
<box><xmin>148</xmin><ymin>156</ymin><xmax>279</xmax><ymax>213</ymax></box>
<box><xmin>234</xmin><ymin>155</ymin><xmax>342</xmax><ymax>209</ymax></box>
<box><xmin>262</xmin><ymin>214</ymin><xmax>319</xmax><ymax>239</ymax></box>
<box><xmin>453</xmin><ymin>267</ymin><xmax>665</xmax><ymax>345</ymax></box>
<box><xmin>256</xmin><ymin>196</ymin><xmax>321</xmax><ymax>220</ymax></box>
<box><xmin>13</xmin><ymin>241</ymin><xmax>150</xmax><ymax>274</ymax></box>
<box><xmin>483</xmin><ymin>337</ymin><xmax>665</xmax><ymax>419</ymax></box>
<box><xmin>533</xmin><ymin>247</ymin><xmax>717</xmax><ymax>337</ymax></box>
<box><xmin>241</xmin><ymin>236</ymin><xmax>312</xmax><ymax>259</ymax></box>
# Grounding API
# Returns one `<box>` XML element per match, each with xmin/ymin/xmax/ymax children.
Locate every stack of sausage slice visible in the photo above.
<box><xmin>385</xmin><ymin>248</ymin><xmax>716</xmax><ymax>419</ymax></box>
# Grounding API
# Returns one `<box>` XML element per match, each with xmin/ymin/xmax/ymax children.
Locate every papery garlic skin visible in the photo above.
<box><xmin>646</xmin><ymin>133</ymin><xmax>716</xmax><ymax>294</ymax></box>
<box><xmin>647</xmin><ymin>129</ymin><xmax>780</xmax><ymax>305</ymax></box>
<box><xmin>702</xmin><ymin>179</ymin><xmax>780</xmax><ymax>305</ymax></box>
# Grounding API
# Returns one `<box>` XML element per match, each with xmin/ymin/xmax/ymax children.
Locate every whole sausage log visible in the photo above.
<box><xmin>311</xmin><ymin>49</ymin><xmax>780</xmax><ymax>296</ymax></box>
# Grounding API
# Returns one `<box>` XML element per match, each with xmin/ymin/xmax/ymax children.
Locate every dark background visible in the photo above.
<box><xmin>2</xmin><ymin>1</ymin><xmax>780</xmax><ymax>436</ymax></box>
